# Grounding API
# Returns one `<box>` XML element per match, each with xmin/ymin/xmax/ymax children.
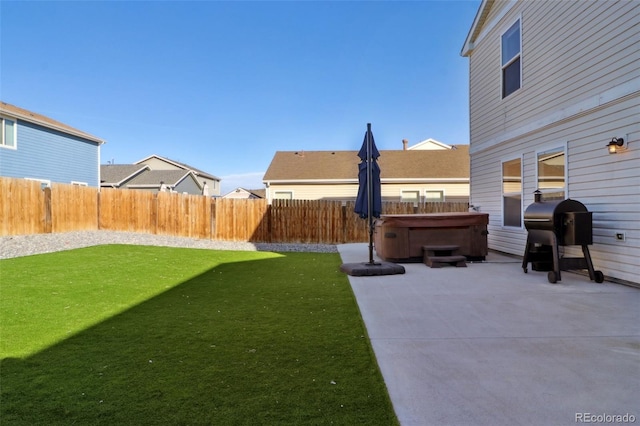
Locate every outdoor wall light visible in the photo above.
<box><xmin>607</xmin><ymin>137</ymin><xmax>624</xmax><ymax>154</ymax></box>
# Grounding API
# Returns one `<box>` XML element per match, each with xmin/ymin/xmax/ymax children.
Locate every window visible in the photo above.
<box><xmin>25</xmin><ymin>178</ymin><xmax>51</xmax><ymax>189</ymax></box>
<box><xmin>274</xmin><ymin>191</ymin><xmax>293</xmax><ymax>200</ymax></box>
<box><xmin>425</xmin><ymin>190</ymin><xmax>444</xmax><ymax>202</ymax></box>
<box><xmin>537</xmin><ymin>147</ymin><xmax>565</xmax><ymax>201</ymax></box>
<box><xmin>501</xmin><ymin>19</ymin><xmax>521</xmax><ymax>98</ymax></box>
<box><xmin>401</xmin><ymin>190</ymin><xmax>420</xmax><ymax>204</ymax></box>
<box><xmin>1</xmin><ymin>117</ymin><xmax>16</xmax><ymax>148</ymax></box>
<box><xmin>502</xmin><ymin>158</ymin><xmax>522</xmax><ymax>227</ymax></box>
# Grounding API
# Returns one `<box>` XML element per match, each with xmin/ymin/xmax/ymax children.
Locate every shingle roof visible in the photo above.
<box><xmin>222</xmin><ymin>187</ymin><xmax>265</xmax><ymax>199</ymax></box>
<box><xmin>100</xmin><ymin>164</ymin><xmax>148</xmax><ymax>186</ymax></box>
<box><xmin>135</xmin><ymin>155</ymin><xmax>220</xmax><ymax>181</ymax></box>
<box><xmin>0</xmin><ymin>101</ymin><xmax>105</xmax><ymax>144</ymax></box>
<box><xmin>263</xmin><ymin>147</ymin><xmax>470</xmax><ymax>182</ymax></box>
<box><xmin>249</xmin><ymin>188</ymin><xmax>266</xmax><ymax>198</ymax></box>
<box><xmin>125</xmin><ymin>170</ymin><xmax>196</xmax><ymax>187</ymax></box>
<box><xmin>168</xmin><ymin>158</ymin><xmax>220</xmax><ymax>181</ymax></box>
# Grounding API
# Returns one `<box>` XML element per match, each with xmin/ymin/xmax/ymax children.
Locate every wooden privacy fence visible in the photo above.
<box><xmin>0</xmin><ymin>177</ymin><xmax>469</xmax><ymax>244</ymax></box>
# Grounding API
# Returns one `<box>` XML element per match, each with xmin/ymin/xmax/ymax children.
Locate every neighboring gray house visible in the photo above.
<box><xmin>101</xmin><ymin>155</ymin><xmax>221</xmax><ymax>196</ymax></box>
<box><xmin>99</xmin><ymin>164</ymin><xmax>148</xmax><ymax>189</ymax></box>
<box><xmin>135</xmin><ymin>155</ymin><xmax>221</xmax><ymax>196</ymax></box>
<box><xmin>100</xmin><ymin>164</ymin><xmax>200</xmax><ymax>194</ymax></box>
<box><xmin>0</xmin><ymin>101</ymin><xmax>105</xmax><ymax>186</ymax></box>
<box><xmin>461</xmin><ymin>0</ymin><xmax>639</xmax><ymax>283</ymax></box>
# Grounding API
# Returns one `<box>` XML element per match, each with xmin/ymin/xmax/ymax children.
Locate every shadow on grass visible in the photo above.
<box><xmin>1</xmin><ymin>249</ymin><xmax>398</xmax><ymax>425</ymax></box>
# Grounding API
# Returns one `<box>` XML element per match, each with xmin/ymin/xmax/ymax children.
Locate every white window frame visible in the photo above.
<box><xmin>25</xmin><ymin>177</ymin><xmax>51</xmax><ymax>189</ymax></box>
<box><xmin>273</xmin><ymin>190</ymin><xmax>293</xmax><ymax>200</ymax></box>
<box><xmin>400</xmin><ymin>190</ymin><xmax>420</xmax><ymax>205</ymax></box>
<box><xmin>501</xmin><ymin>17</ymin><xmax>522</xmax><ymax>99</ymax></box>
<box><xmin>0</xmin><ymin>116</ymin><xmax>17</xmax><ymax>149</ymax></box>
<box><xmin>425</xmin><ymin>190</ymin><xmax>445</xmax><ymax>203</ymax></box>
<box><xmin>501</xmin><ymin>156</ymin><xmax>523</xmax><ymax>228</ymax></box>
<box><xmin>71</xmin><ymin>181</ymin><xmax>88</xmax><ymax>186</ymax></box>
<box><xmin>535</xmin><ymin>143</ymin><xmax>567</xmax><ymax>201</ymax></box>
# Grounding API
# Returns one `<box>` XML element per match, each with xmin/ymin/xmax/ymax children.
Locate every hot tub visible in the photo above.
<box><xmin>374</xmin><ymin>212</ymin><xmax>489</xmax><ymax>262</ymax></box>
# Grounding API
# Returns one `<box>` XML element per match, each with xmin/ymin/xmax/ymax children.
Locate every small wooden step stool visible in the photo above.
<box><xmin>422</xmin><ymin>245</ymin><xmax>467</xmax><ymax>268</ymax></box>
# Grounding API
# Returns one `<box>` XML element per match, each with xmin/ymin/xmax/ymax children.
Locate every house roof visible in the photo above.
<box><xmin>100</xmin><ymin>164</ymin><xmax>149</xmax><ymax>186</ymax></box>
<box><xmin>263</xmin><ymin>147</ymin><xmax>470</xmax><ymax>183</ymax></box>
<box><xmin>0</xmin><ymin>101</ymin><xmax>105</xmax><ymax>144</ymax></box>
<box><xmin>407</xmin><ymin>138</ymin><xmax>452</xmax><ymax>150</ymax></box>
<box><xmin>135</xmin><ymin>155</ymin><xmax>220</xmax><ymax>181</ymax></box>
<box><xmin>222</xmin><ymin>187</ymin><xmax>266</xmax><ymax>198</ymax></box>
<box><xmin>461</xmin><ymin>0</ymin><xmax>493</xmax><ymax>57</ymax></box>
<box><xmin>249</xmin><ymin>188</ymin><xmax>266</xmax><ymax>198</ymax></box>
<box><xmin>125</xmin><ymin>170</ymin><xmax>198</xmax><ymax>188</ymax></box>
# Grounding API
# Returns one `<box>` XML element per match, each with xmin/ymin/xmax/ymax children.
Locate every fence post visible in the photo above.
<box><xmin>43</xmin><ymin>186</ymin><xmax>52</xmax><ymax>233</ymax></box>
<box><xmin>341</xmin><ymin>204</ymin><xmax>346</xmax><ymax>243</ymax></box>
<box><xmin>265</xmin><ymin>202</ymin><xmax>272</xmax><ymax>243</ymax></box>
<box><xmin>210</xmin><ymin>199</ymin><xmax>216</xmax><ymax>240</ymax></box>
<box><xmin>96</xmin><ymin>189</ymin><xmax>101</xmax><ymax>230</ymax></box>
<box><xmin>152</xmin><ymin>193</ymin><xmax>158</xmax><ymax>235</ymax></box>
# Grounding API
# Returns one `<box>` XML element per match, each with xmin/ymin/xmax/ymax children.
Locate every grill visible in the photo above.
<box><xmin>522</xmin><ymin>191</ymin><xmax>604</xmax><ymax>284</ymax></box>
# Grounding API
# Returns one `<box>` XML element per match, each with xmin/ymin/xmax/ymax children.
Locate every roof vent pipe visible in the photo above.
<box><xmin>402</xmin><ymin>139</ymin><xmax>408</xmax><ymax>150</ymax></box>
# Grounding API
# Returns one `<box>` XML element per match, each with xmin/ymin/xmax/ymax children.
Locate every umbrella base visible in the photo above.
<box><xmin>340</xmin><ymin>262</ymin><xmax>405</xmax><ymax>276</ymax></box>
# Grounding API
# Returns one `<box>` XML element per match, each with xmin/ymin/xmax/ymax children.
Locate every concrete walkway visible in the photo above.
<box><xmin>338</xmin><ymin>244</ymin><xmax>639</xmax><ymax>426</ymax></box>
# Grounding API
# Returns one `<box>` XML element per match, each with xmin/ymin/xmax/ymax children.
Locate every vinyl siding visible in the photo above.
<box><xmin>266</xmin><ymin>182</ymin><xmax>469</xmax><ymax>203</ymax></box>
<box><xmin>0</xmin><ymin>120</ymin><xmax>100</xmax><ymax>186</ymax></box>
<box><xmin>468</xmin><ymin>0</ymin><xmax>639</xmax><ymax>154</ymax></box>
<box><xmin>223</xmin><ymin>189</ymin><xmax>260</xmax><ymax>199</ymax></box>
<box><xmin>205</xmin><ymin>179</ymin><xmax>221</xmax><ymax>197</ymax></box>
<box><xmin>469</xmin><ymin>92</ymin><xmax>640</xmax><ymax>282</ymax></box>
<box><xmin>484</xmin><ymin>0</ymin><xmax>515</xmax><ymax>24</ymax></box>
<box><xmin>138</xmin><ymin>157</ymin><xmax>180</xmax><ymax>170</ymax></box>
<box><xmin>467</xmin><ymin>0</ymin><xmax>640</xmax><ymax>283</ymax></box>
<box><xmin>174</xmin><ymin>175</ymin><xmax>203</xmax><ymax>195</ymax></box>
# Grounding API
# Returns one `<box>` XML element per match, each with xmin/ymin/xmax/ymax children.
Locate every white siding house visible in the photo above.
<box><xmin>263</xmin><ymin>148</ymin><xmax>470</xmax><ymax>204</ymax></box>
<box><xmin>462</xmin><ymin>0</ymin><xmax>639</xmax><ymax>284</ymax></box>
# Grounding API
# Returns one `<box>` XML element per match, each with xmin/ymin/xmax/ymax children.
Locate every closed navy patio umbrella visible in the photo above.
<box><xmin>354</xmin><ymin>127</ymin><xmax>382</xmax><ymax>219</ymax></box>
<box><xmin>354</xmin><ymin>123</ymin><xmax>382</xmax><ymax>264</ymax></box>
<box><xmin>339</xmin><ymin>123</ymin><xmax>404</xmax><ymax>275</ymax></box>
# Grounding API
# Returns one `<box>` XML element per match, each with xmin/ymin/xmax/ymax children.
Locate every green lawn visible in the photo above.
<box><xmin>0</xmin><ymin>245</ymin><xmax>398</xmax><ymax>425</ymax></box>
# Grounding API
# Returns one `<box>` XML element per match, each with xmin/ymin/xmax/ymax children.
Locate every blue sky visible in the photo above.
<box><xmin>1</xmin><ymin>0</ymin><xmax>480</xmax><ymax>194</ymax></box>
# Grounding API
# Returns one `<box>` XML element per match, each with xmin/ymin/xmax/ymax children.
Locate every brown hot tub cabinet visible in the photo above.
<box><xmin>374</xmin><ymin>213</ymin><xmax>489</xmax><ymax>262</ymax></box>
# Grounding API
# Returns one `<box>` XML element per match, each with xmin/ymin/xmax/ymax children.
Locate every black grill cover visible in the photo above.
<box><xmin>524</xmin><ymin>199</ymin><xmax>592</xmax><ymax>246</ymax></box>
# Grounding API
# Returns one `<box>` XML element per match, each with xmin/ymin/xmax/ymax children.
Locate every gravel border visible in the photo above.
<box><xmin>0</xmin><ymin>231</ymin><xmax>338</xmax><ymax>260</ymax></box>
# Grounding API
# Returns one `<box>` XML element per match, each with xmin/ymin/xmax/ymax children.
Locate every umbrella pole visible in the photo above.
<box><xmin>366</xmin><ymin>123</ymin><xmax>375</xmax><ymax>265</ymax></box>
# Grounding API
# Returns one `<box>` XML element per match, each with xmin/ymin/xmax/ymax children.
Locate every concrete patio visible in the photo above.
<box><xmin>338</xmin><ymin>243</ymin><xmax>639</xmax><ymax>426</ymax></box>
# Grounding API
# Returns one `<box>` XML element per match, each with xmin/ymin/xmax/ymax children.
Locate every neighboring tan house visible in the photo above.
<box><xmin>222</xmin><ymin>187</ymin><xmax>265</xmax><ymax>199</ymax></box>
<box><xmin>461</xmin><ymin>0</ymin><xmax>639</xmax><ymax>283</ymax></box>
<box><xmin>263</xmin><ymin>143</ymin><xmax>469</xmax><ymax>204</ymax></box>
<box><xmin>0</xmin><ymin>101</ymin><xmax>105</xmax><ymax>186</ymax></box>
